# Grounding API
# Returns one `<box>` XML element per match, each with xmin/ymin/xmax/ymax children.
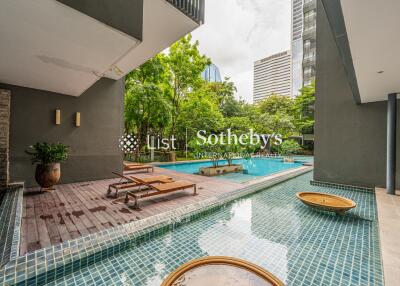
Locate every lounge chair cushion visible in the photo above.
<box><xmin>152</xmin><ymin>180</ymin><xmax>195</xmax><ymax>192</ymax></box>
<box><xmin>133</xmin><ymin>175</ymin><xmax>172</xmax><ymax>183</ymax></box>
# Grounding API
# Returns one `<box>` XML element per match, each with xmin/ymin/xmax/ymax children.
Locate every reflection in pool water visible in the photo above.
<box><xmin>158</xmin><ymin>158</ymin><xmax>305</xmax><ymax>183</ymax></box>
<box><xmin>171</xmin><ymin>264</ymin><xmax>274</xmax><ymax>286</ymax></box>
<box><xmin>51</xmin><ymin>172</ymin><xmax>382</xmax><ymax>286</ymax></box>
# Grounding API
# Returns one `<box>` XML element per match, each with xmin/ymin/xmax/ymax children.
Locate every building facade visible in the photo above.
<box><xmin>0</xmin><ymin>0</ymin><xmax>205</xmax><ymax>187</ymax></box>
<box><xmin>291</xmin><ymin>0</ymin><xmax>304</xmax><ymax>97</ymax></box>
<box><xmin>202</xmin><ymin>63</ymin><xmax>222</xmax><ymax>82</ymax></box>
<box><xmin>302</xmin><ymin>0</ymin><xmax>317</xmax><ymax>86</ymax></box>
<box><xmin>253</xmin><ymin>51</ymin><xmax>292</xmax><ymax>103</ymax></box>
<box><xmin>291</xmin><ymin>0</ymin><xmax>316</xmax><ymax>96</ymax></box>
<box><xmin>315</xmin><ymin>0</ymin><xmax>400</xmax><ymax>190</ymax></box>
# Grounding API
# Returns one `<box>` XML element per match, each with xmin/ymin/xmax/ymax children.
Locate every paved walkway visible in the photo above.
<box><xmin>375</xmin><ymin>187</ymin><xmax>400</xmax><ymax>286</ymax></box>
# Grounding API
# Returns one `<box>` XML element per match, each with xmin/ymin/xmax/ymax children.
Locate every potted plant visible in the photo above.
<box><xmin>26</xmin><ymin>142</ymin><xmax>69</xmax><ymax>191</ymax></box>
<box><xmin>280</xmin><ymin>140</ymin><xmax>301</xmax><ymax>163</ymax></box>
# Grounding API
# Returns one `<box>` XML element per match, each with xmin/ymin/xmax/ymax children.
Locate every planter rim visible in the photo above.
<box><xmin>200</xmin><ymin>163</ymin><xmax>242</xmax><ymax>169</ymax></box>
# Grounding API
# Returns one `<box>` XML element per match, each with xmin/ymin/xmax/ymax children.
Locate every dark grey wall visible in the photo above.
<box><xmin>57</xmin><ymin>0</ymin><xmax>143</xmax><ymax>41</ymax></box>
<box><xmin>0</xmin><ymin>78</ymin><xmax>124</xmax><ymax>187</ymax></box>
<box><xmin>315</xmin><ymin>0</ymin><xmax>400</xmax><ymax>188</ymax></box>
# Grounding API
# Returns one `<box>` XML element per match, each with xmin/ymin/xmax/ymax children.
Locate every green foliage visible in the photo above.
<box><xmin>256</xmin><ymin>112</ymin><xmax>295</xmax><ymax>138</ymax></box>
<box><xmin>280</xmin><ymin>140</ymin><xmax>301</xmax><ymax>156</ymax></box>
<box><xmin>257</xmin><ymin>94</ymin><xmax>294</xmax><ymax>115</ymax></box>
<box><xmin>124</xmin><ymin>34</ymin><xmax>315</xmax><ymax>157</ymax></box>
<box><xmin>188</xmin><ymin>140</ymin><xmax>222</xmax><ymax>167</ymax></box>
<box><xmin>125</xmin><ymin>55</ymin><xmax>172</xmax><ymax>150</ymax></box>
<box><xmin>167</xmin><ymin>34</ymin><xmax>211</xmax><ymax>135</ymax></box>
<box><xmin>293</xmin><ymin>81</ymin><xmax>315</xmax><ymax>134</ymax></box>
<box><xmin>224</xmin><ymin>116</ymin><xmax>254</xmax><ymax>134</ymax></box>
<box><xmin>26</xmin><ymin>143</ymin><xmax>69</xmax><ymax>165</ymax></box>
<box><xmin>254</xmin><ymin>84</ymin><xmax>315</xmax><ymax>139</ymax></box>
<box><xmin>255</xmin><ymin>95</ymin><xmax>296</xmax><ymax>138</ymax></box>
<box><xmin>219</xmin><ymin>143</ymin><xmax>242</xmax><ymax>166</ymax></box>
<box><xmin>176</xmin><ymin>87</ymin><xmax>224</xmax><ymax>145</ymax></box>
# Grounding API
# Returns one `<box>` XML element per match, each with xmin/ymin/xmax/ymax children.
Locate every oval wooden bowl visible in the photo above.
<box><xmin>296</xmin><ymin>192</ymin><xmax>356</xmax><ymax>214</ymax></box>
<box><xmin>161</xmin><ymin>256</ymin><xmax>285</xmax><ymax>286</ymax></box>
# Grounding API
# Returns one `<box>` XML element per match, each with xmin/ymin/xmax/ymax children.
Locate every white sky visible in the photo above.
<box><xmin>191</xmin><ymin>0</ymin><xmax>291</xmax><ymax>103</ymax></box>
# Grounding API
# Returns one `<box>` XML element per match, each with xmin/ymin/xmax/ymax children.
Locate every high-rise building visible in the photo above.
<box><xmin>202</xmin><ymin>63</ymin><xmax>222</xmax><ymax>82</ymax></box>
<box><xmin>253</xmin><ymin>50</ymin><xmax>292</xmax><ymax>103</ymax></box>
<box><xmin>302</xmin><ymin>0</ymin><xmax>317</xmax><ymax>86</ymax></box>
<box><xmin>291</xmin><ymin>0</ymin><xmax>304</xmax><ymax>97</ymax></box>
<box><xmin>291</xmin><ymin>0</ymin><xmax>316</xmax><ymax>96</ymax></box>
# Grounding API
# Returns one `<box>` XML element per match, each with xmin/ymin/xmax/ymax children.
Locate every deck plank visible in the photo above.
<box><xmin>19</xmin><ymin>198</ymin><xmax>28</xmax><ymax>255</ymax></box>
<box><xmin>52</xmin><ymin>191</ymin><xmax>81</xmax><ymax>239</ymax></box>
<box><xmin>29</xmin><ymin>195</ymin><xmax>51</xmax><ymax>250</ymax></box>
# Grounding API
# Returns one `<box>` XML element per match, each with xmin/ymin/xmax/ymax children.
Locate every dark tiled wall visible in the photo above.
<box><xmin>0</xmin><ymin>78</ymin><xmax>124</xmax><ymax>187</ymax></box>
<box><xmin>314</xmin><ymin>0</ymin><xmax>400</xmax><ymax>188</ymax></box>
<box><xmin>0</xmin><ymin>90</ymin><xmax>10</xmax><ymax>188</ymax></box>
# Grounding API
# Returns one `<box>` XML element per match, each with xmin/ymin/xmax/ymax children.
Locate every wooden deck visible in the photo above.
<box><xmin>21</xmin><ymin>167</ymin><xmax>242</xmax><ymax>255</ymax></box>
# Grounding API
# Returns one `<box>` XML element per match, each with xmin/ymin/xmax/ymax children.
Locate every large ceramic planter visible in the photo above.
<box><xmin>199</xmin><ymin>164</ymin><xmax>243</xmax><ymax>176</ymax></box>
<box><xmin>169</xmin><ymin>151</ymin><xmax>176</xmax><ymax>162</ymax></box>
<box><xmin>35</xmin><ymin>163</ymin><xmax>61</xmax><ymax>189</ymax></box>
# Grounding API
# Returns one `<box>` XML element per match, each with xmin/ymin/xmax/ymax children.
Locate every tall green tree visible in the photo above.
<box><xmin>257</xmin><ymin>94</ymin><xmax>294</xmax><ymax>115</ymax></box>
<box><xmin>167</xmin><ymin>34</ymin><xmax>210</xmax><ymax>136</ymax></box>
<box><xmin>255</xmin><ymin>94</ymin><xmax>296</xmax><ymax>137</ymax></box>
<box><xmin>125</xmin><ymin>55</ymin><xmax>172</xmax><ymax>150</ymax></box>
<box><xmin>256</xmin><ymin>112</ymin><xmax>296</xmax><ymax>138</ymax></box>
<box><xmin>293</xmin><ymin>82</ymin><xmax>315</xmax><ymax>134</ymax></box>
<box><xmin>176</xmin><ymin>89</ymin><xmax>224</xmax><ymax>147</ymax></box>
<box><xmin>204</xmin><ymin>77</ymin><xmax>237</xmax><ymax>109</ymax></box>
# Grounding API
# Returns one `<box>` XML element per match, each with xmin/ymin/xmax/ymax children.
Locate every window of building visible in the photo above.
<box><xmin>303</xmin><ymin>66</ymin><xmax>315</xmax><ymax>76</ymax></box>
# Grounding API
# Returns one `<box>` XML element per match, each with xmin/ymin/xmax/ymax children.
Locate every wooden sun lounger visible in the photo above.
<box><xmin>123</xmin><ymin>163</ymin><xmax>154</xmax><ymax>173</ymax></box>
<box><xmin>107</xmin><ymin>172</ymin><xmax>172</xmax><ymax>197</ymax></box>
<box><xmin>123</xmin><ymin>162</ymin><xmax>146</xmax><ymax>167</ymax></box>
<box><xmin>125</xmin><ymin>177</ymin><xmax>197</xmax><ymax>209</ymax></box>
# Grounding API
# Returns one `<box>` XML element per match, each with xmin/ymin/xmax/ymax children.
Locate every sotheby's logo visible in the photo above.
<box><xmin>196</xmin><ymin>128</ymin><xmax>282</xmax><ymax>148</ymax></box>
<box><xmin>119</xmin><ymin>129</ymin><xmax>282</xmax><ymax>153</ymax></box>
<box><xmin>118</xmin><ymin>134</ymin><xmax>140</xmax><ymax>152</ymax></box>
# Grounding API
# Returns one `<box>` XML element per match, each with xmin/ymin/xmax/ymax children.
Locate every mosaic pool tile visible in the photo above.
<box><xmin>1</xmin><ymin>167</ymin><xmax>311</xmax><ymax>286</ymax></box>
<box><xmin>310</xmin><ymin>180</ymin><xmax>374</xmax><ymax>192</ymax></box>
<box><xmin>41</xmin><ymin>172</ymin><xmax>383</xmax><ymax>286</ymax></box>
<box><xmin>0</xmin><ymin>184</ymin><xmax>23</xmax><ymax>267</ymax></box>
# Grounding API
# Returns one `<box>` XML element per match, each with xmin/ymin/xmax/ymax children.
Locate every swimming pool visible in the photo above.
<box><xmin>158</xmin><ymin>157</ymin><xmax>305</xmax><ymax>183</ymax></box>
<box><xmin>45</xmin><ymin>172</ymin><xmax>382</xmax><ymax>286</ymax></box>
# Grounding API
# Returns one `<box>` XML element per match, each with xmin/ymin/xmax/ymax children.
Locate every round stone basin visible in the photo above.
<box><xmin>161</xmin><ymin>256</ymin><xmax>285</xmax><ymax>286</ymax></box>
<box><xmin>296</xmin><ymin>192</ymin><xmax>356</xmax><ymax>214</ymax></box>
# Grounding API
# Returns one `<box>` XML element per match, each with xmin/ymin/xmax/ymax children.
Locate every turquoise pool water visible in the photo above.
<box><xmin>49</xmin><ymin>172</ymin><xmax>383</xmax><ymax>286</ymax></box>
<box><xmin>158</xmin><ymin>158</ymin><xmax>305</xmax><ymax>183</ymax></box>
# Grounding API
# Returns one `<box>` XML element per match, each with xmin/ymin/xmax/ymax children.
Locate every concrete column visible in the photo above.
<box><xmin>0</xmin><ymin>89</ymin><xmax>11</xmax><ymax>188</ymax></box>
<box><xmin>386</xmin><ymin>93</ymin><xmax>397</xmax><ymax>194</ymax></box>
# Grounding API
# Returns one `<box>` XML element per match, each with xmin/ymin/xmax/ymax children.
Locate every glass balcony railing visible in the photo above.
<box><xmin>303</xmin><ymin>0</ymin><xmax>316</xmax><ymax>12</ymax></box>
<box><xmin>167</xmin><ymin>0</ymin><xmax>205</xmax><ymax>24</ymax></box>
<box><xmin>303</xmin><ymin>26</ymin><xmax>316</xmax><ymax>39</ymax></box>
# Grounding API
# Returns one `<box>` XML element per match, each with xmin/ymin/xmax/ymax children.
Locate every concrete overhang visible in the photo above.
<box><xmin>321</xmin><ymin>0</ymin><xmax>400</xmax><ymax>104</ymax></box>
<box><xmin>0</xmin><ymin>0</ymin><xmax>200</xmax><ymax>96</ymax></box>
<box><xmin>102</xmin><ymin>0</ymin><xmax>199</xmax><ymax>80</ymax></box>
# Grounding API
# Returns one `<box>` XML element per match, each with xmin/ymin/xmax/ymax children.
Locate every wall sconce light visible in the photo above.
<box><xmin>55</xmin><ymin>109</ymin><xmax>61</xmax><ymax>125</ymax></box>
<box><xmin>75</xmin><ymin>112</ymin><xmax>81</xmax><ymax>127</ymax></box>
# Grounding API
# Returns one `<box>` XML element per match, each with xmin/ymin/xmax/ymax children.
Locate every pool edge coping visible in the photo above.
<box><xmin>375</xmin><ymin>187</ymin><xmax>400</xmax><ymax>286</ymax></box>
